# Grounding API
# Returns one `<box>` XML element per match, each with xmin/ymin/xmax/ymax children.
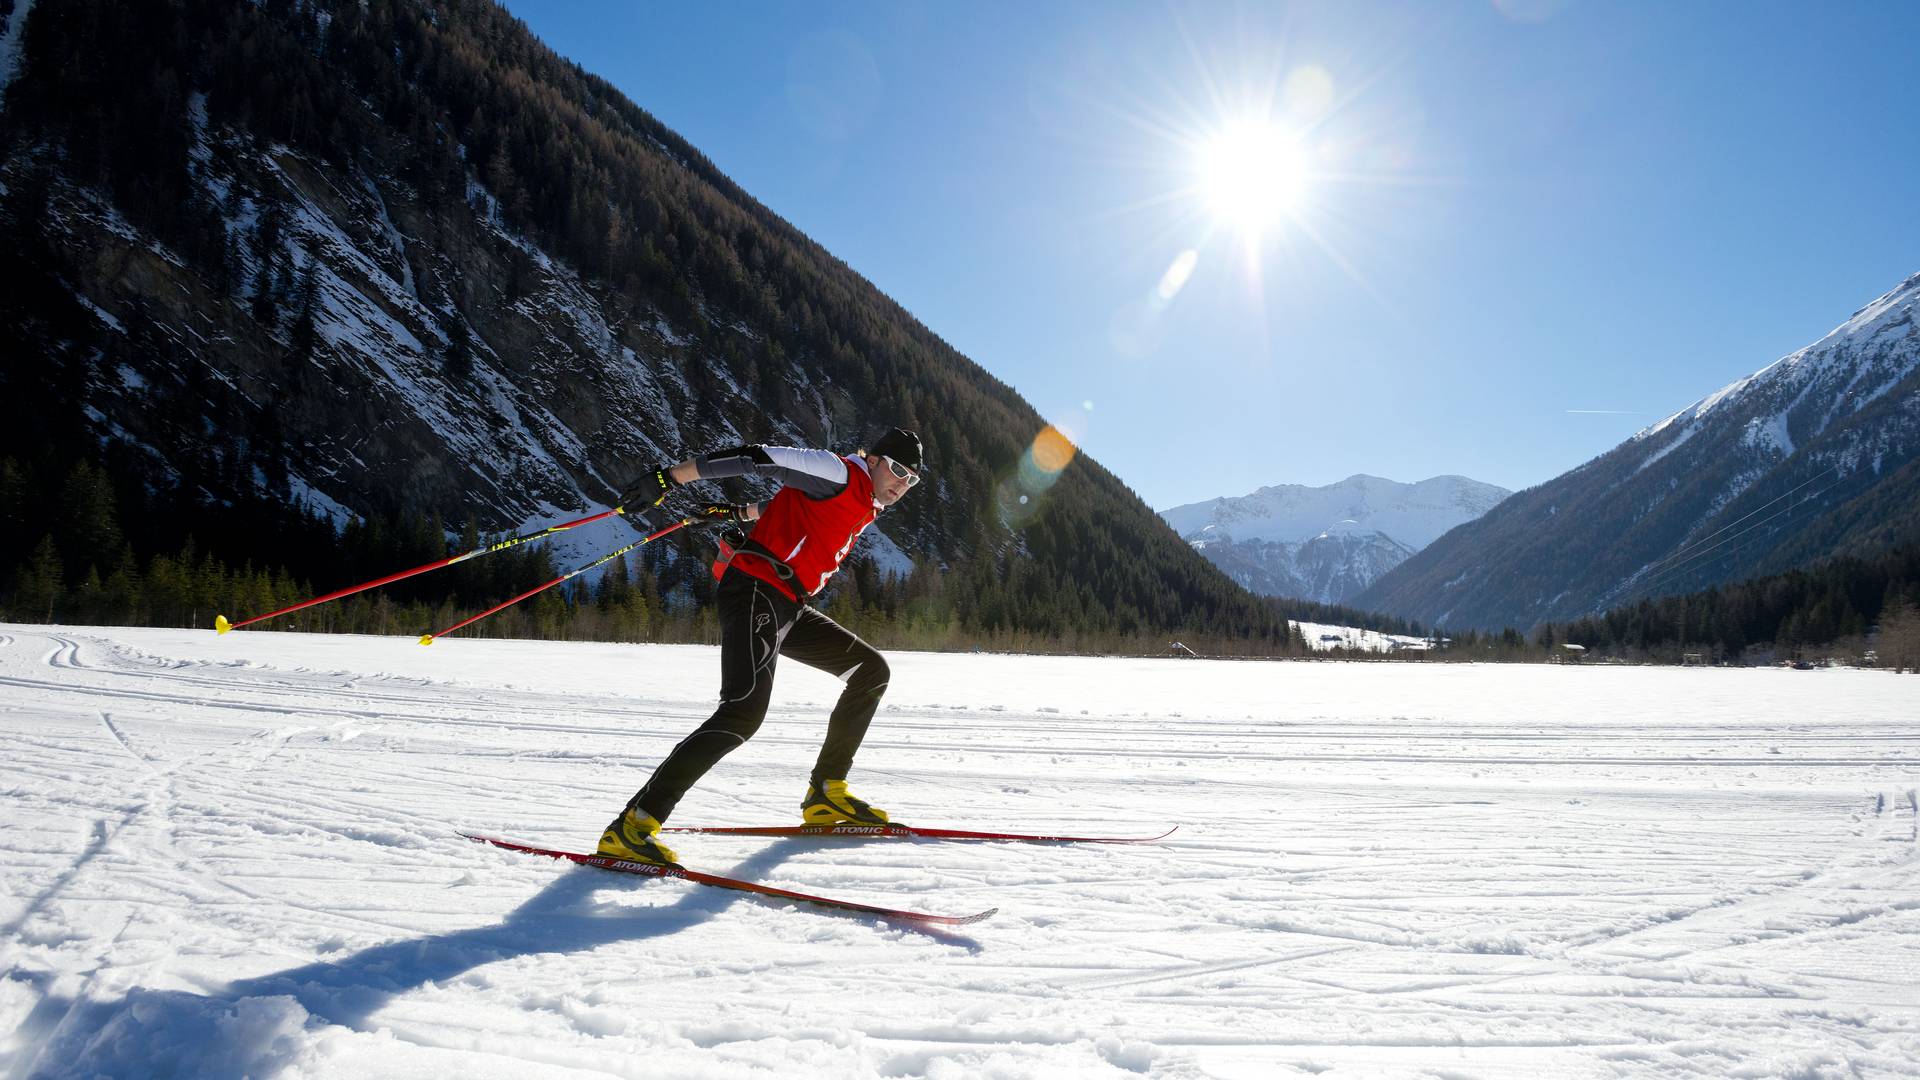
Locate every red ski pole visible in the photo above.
<box><xmin>215</xmin><ymin>507</ymin><xmax>632</xmax><ymax>634</ymax></box>
<box><xmin>418</xmin><ymin>517</ymin><xmax>692</xmax><ymax>645</ymax></box>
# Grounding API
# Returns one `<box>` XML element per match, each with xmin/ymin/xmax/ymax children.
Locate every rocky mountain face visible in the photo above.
<box><xmin>1</xmin><ymin>0</ymin><xmax>873</xmax><ymax>570</ymax></box>
<box><xmin>0</xmin><ymin>0</ymin><xmax>1293</xmax><ymax>646</ymax></box>
<box><xmin>1184</xmin><ymin>525</ymin><xmax>1415</xmax><ymax>606</ymax></box>
<box><xmin>1357</xmin><ymin>271</ymin><xmax>1920</xmax><ymax>630</ymax></box>
<box><xmin>1159</xmin><ymin>475</ymin><xmax>1510</xmax><ymax>603</ymax></box>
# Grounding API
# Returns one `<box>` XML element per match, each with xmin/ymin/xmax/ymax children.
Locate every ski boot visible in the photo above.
<box><xmin>597</xmin><ymin>808</ymin><xmax>680</xmax><ymax>866</ymax></box>
<box><xmin>801</xmin><ymin>780</ymin><xmax>891</xmax><ymax>826</ymax></box>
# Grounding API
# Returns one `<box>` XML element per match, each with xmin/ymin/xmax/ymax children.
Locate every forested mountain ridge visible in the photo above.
<box><xmin>0</xmin><ymin>0</ymin><xmax>1293</xmax><ymax>649</ymax></box>
<box><xmin>1357</xmin><ymin>271</ymin><xmax>1920</xmax><ymax>631</ymax></box>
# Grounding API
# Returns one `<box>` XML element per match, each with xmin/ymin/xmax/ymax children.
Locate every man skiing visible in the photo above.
<box><xmin>598</xmin><ymin>428</ymin><xmax>924</xmax><ymax>867</ymax></box>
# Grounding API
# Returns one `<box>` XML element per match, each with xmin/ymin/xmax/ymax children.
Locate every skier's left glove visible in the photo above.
<box><xmin>618</xmin><ymin>466</ymin><xmax>679</xmax><ymax>511</ymax></box>
<box><xmin>697</xmin><ymin>502</ymin><xmax>754</xmax><ymax>523</ymax></box>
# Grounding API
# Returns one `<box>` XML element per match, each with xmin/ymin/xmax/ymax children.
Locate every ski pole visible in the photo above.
<box><xmin>215</xmin><ymin>506</ymin><xmax>634</xmax><ymax>634</ymax></box>
<box><xmin>418</xmin><ymin>517</ymin><xmax>692</xmax><ymax>645</ymax></box>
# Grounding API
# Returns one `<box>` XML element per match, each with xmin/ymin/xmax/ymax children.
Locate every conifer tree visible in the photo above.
<box><xmin>290</xmin><ymin>262</ymin><xmax>320</xmax><ymax>361</ymax></box>
<box><xmin>1880</xmin><ymin>600</ymin><xmax>1920</xmax><ymax>673</ymax></box>
<box><xmin>13</xmin><ymin>535</ymin><xmax>65</xmax><ymax>623</ymax></box>
<box><xmin>58</xmin><ymin>461</ymin><xmax>122</xmax><ymax>584</ymax></box>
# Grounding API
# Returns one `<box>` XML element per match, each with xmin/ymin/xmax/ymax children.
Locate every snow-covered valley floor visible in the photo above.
<box><xmin>2</xmin><ymin>624</ymin><xmax>1917</xmax><ymax>1079</ymax></box>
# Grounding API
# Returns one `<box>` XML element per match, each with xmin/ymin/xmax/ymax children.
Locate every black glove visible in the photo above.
<box><xmin>697</xmin><ymin>502</ymin><xmax>753</xmax><ymax>523</ymax></box>
<box><xmin>618</xmin><ymin>466</ymin><xmax>678</xmax><ymax>510</ymax></box>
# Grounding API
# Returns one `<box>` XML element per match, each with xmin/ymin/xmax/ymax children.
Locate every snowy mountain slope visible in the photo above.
<box><xmin>1186</xmin><ymin>524</ymin><xmax>1415</xmax><ymax>604</ymax></box>
<box><xmin>1359</xmin><ymin>270</ymin><xmax>1920</xmax><ymax>630</ymax></box>
<box><xmin>0</xmin><ymin>0</ymin><xmax>1284</xmax><ymax>640</ymax></box>
<box><xmin>1159</xmin><ymin>475</ymin><xmax>1509</xmax><ymax>603</ymax></box>
<box><xmin>24</xmin><ymin>113</ymin><xmax>813</xmax><ymax>548</ymax></box>
<box><xmin>1292</xmin><ymin>618</ymin><xmax>1430</xmax><ymax>652</ymax></box>
<box><xmin>4</xmin><ymin>624</ymin><xmax>1916</xmax><ymax>1077</ymax></box>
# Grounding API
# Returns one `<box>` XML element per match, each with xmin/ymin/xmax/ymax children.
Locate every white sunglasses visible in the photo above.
<box><xmin>881</xmin><ymin>456</ymin><xmax>921</xmax><ymax>487</ymax></box>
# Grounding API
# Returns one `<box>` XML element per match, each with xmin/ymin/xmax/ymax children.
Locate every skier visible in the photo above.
<box><xmin>598</xmin><ymin>428</ymin><xmax>925</xmax><ymax>866</ymax></box>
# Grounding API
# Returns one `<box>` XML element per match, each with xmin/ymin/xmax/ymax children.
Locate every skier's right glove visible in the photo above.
<box><xmin>619</xmin><ymin>466</ymin><xmax>679</xmax><ymax>511</ymax></box>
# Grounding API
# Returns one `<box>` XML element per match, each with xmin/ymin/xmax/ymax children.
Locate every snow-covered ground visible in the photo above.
<box><xmin>3</xmin><ymin>624</ymin><xmax>1917</xmax><ymax>1079</ymax></box>
<box><xmin>1293</xmin><ymin>620</ymin><xmax>1429</xmax><ymax>653</ymax></box>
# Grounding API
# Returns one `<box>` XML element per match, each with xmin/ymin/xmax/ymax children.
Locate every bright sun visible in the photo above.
<box><xmin>1196</xmin><ymin>120</ymin><xmax>1309</xmax><ymax>235</ymax></box>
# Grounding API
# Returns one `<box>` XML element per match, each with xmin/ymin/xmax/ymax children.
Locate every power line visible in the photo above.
<box><xmin>1632</xmin><ymin>465</ymin><xmax>1837</xmax><ymax>585</ymax></box>
<box><xmin>1633</xmin><ymin>468</ymin><xmax>1854</xmax><ymax>601</ymax></box>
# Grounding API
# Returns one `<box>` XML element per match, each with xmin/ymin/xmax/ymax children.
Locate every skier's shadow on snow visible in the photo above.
<box><xmin>238</xmin><ymin>837</ymin><xmax>982</xmax><ymax>1027</ymax></box>
<box><xmin>19</xmin><ymin>840</ymin><xmax>981</xmax><ymax>1079</ymax></box>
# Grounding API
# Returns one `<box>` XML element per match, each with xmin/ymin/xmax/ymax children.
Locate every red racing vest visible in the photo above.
<box><xmin>732</xmin><ymin>455</ymin><xmax>878</xmax><ymax>601</ymax></box>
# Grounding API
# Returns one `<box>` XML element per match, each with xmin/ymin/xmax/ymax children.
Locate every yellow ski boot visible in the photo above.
<box><xmin>597</xmin><ymin>808</ymin><xmax>680</xmax><ymax>866</ymax></box>
<box><xmin>801</xmin><ymin>780</ymin><xmax>891</xmax><ymax>826</ymax></box>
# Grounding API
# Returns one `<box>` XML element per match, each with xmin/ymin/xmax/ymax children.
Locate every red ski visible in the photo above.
<box><xmin>662</xmin><ymin>824</ymin><xmax>1179</xmax><ymax>843</ymax></box>
<box><xmin>460</xmin><ymin>832</ymin><xmax>996</xmax><ymax>927</ymax></box>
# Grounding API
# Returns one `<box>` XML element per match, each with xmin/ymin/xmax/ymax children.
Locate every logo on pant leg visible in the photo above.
<box><xmin>754</xmin><ymin>612</ymin><xmax>771</xmax><ymax>633</ymax></box>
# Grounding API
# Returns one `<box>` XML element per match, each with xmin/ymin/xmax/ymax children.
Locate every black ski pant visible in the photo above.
<box><xmin>628</xmin><ymin>569</ymin><xmax>890</xmax><ymax>822</ymax></box>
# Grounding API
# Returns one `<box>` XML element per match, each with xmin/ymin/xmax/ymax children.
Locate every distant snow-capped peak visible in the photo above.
<box><xmin>1160</xmin><ymin>474</ymin><xmax>1511</xmax><ymax>550</ymax></box>
<box><xmin>1157</xmin><ymin>474</ymin><xmax>1511</xmax><ymax>605</ymax></box>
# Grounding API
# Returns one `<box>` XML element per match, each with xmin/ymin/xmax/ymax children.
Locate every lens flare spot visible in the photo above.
<box><xmin>1283</xmin><ymin>65</ymin><xmax>1335</xmax><ymax>119</ymax></box>
<box><xmin>1031</xmin><ymin>425</ymin><xmax>1077</xmax><ymax>474</ymax></box>
<box><xmin>1156</xmin><ymin>249</ymin><xmax>1200</xmax><ymax>303</ymax></box>
<box><xmin>999</xmin><ymin>424</ymin><xmax>1080</xmax><ymax>529</ymax></box>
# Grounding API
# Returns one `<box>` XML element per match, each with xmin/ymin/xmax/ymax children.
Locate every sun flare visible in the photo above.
<box><xmin>1195</xmin><ymin>119</ymin><xmax>1309</xmax><ymax>235</ymax></box>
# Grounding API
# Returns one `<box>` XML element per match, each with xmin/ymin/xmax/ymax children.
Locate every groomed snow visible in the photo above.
<box><xmin>2</xmin><ymin>624</ymin><xmax>1916</xmax><ymax>1078</ymax></box>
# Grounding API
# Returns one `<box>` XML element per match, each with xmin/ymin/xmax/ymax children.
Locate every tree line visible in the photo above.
<box><xmin>9</xmin><ymin>447</ymin><xmax>1911</xmax><ymax>669</ymax></box>
<box><xmin>1538</xmin><ymin>545</ymin><xmax>1920</xmax><ymax>671</ymax></box>
<box><xmin>0</xmin><ymin>452</ymin><xmax>1320</xmax><ymax>657</ymax></box>
<box><xmin>1355</xmin><ymin>544</ymin><xmax>1920</xmax><ymax>671</ymax></box>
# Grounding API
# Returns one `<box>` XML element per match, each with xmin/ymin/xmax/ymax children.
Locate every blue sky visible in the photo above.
<box><xmin>501</xmin><ymin>0</ymin><xmax>1920</xmax><ymax>510</ymax></box>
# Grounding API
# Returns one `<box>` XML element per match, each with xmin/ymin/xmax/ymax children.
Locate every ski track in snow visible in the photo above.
<box><xmin>0</xmin><ymin>625</ymin><xmax>1916</xmax><ymax>1079</ymax></box>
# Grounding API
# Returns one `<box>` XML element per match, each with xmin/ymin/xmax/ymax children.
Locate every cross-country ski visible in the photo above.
<box><xmin>660</xmin><ymin>824</ymin><xmax>1180</xmax><ymax>843</ymax></box>
<box><xmin>460</xmin><ymin>833</ymin><xmax>998</xmax><ymax>926</ymax></box>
